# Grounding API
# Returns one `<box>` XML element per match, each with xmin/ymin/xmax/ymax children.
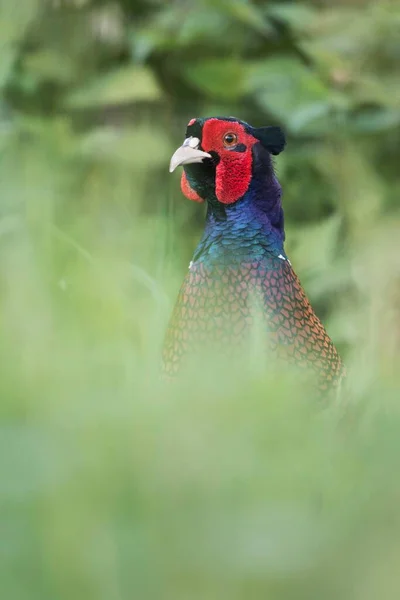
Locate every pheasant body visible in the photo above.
<box><xmin>163</xmin><ymin>117</ymin><xmax>345</xmax><ymax>392</ymax></box>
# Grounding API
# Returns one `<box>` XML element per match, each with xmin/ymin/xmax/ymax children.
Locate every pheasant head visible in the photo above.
<box><xmin>170</xmin><ymin>116</ymin><xmax>287</xmax><ymax>259</ymax></box>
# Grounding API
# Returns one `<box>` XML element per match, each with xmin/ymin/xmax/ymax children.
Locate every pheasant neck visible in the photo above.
<box><xmin>193</xmin><ymin>174</ymin><xmax>286</xmax><ymax>265</ymax></box>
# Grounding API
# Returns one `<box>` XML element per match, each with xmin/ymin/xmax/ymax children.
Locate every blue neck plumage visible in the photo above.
<box><xmin>192</xmin><ymin>168</ymin><xmax>286</xmax><ymax>265</ymax></box>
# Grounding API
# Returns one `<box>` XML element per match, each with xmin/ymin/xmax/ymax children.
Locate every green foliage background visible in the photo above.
<box><xmin>0</xmin><ymin>1</ymin><xmax>399</xmax><ymax>598</ymax></box>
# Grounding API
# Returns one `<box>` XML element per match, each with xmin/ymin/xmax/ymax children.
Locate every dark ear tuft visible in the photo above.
<box><xmin>253</xmin><ymin>126</ymin><xmax>286</xmax><ymax>155</ymax></box>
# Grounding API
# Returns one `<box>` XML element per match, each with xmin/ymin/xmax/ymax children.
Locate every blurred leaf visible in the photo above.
<box><xmin>177</xmin><ymin>8</ymin><xmax>230</xmax><ymax>44</ymax></box>
<box><xmin>348</xmin><ymin>107</ymin><xmax>400</xmax><ymax>133</ymax></box>
<box><xmin>64</xmin><ymin>66</ymin><xmax>163</xmax><ymax>108</ymax></box>
<box><xmin>248</xmin><ymin>57</ymin><xmax>333</xmax><ymax>132</ymax></box>
<box><xmin>203</xmin><ymin>0</ymin><xmax>273</xmax><ymax>35</ymax></box>
<box><xmin>0</xmin><ymin>50</ymin><xmax>19</xmax><ymax>90</ymax></box>
<box><xmin>0</xmin><ymin>0</ymin><xmax>39</xmax><ymax>87</ymax></box>
<box><xmin>0</xmin><ymin>0</ymin><xmax>38</xmax><ymax>41</ymax></box>
<box><xmin>288</xmin><ymin>103</ymin><xmax>332</xmax><ymax>134</ymax></box>
<box><xmin>78</xmin><ymin>125</ymin><xmax>172</xmax><ymax>169</ymax></box>
<box><xmin>23</xmin><ymin>50</ymin><xmax>77</xmax><ymax>85</ymax></box>
<box><xmin>300</xmin><ymin>41</ymin><xmax>353</xmax><ymax>78</ymax></box>
<box><xmin>184</xmin><ymin>59</ymin><xmax>246</xmax><ymax>100</ymax></box>
<box><xmin>266</xmin><ymin>2</ymin><xmax>318</xmax><ymax>31</ymax></box>
<box><xmin>351</xmin><ymin>74</ymin><xmax>400</xmax><ymax>109</ymax></box>
<box><xmin>132</xmin><ymin>8</ymin><xmax>228</xmax><ymax>61</ymax></box>
<box><xmin>288</xmin><ymin>215</ymin><xmax>343</xmax><ymax>298</ymax></box>
<box><xmin>130</xmin><ymin>6</ymin><xmax>184</xmax><ymax>60</ymax></box>
<box><xmin>131</xmin><ymin>28</ymin><xmax>173</xmax><ymax>62</ymax></box>
<box><xmin>131</xmin><ymin>1</ymin><xmax>264</xmax><ymax>62</ymax></box>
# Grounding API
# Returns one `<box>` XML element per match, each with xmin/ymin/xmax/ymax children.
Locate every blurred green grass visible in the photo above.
<box><xmin>0</xmin><ymin>0</ymin><xmax>399</xmax><ymax>598</ymax></box>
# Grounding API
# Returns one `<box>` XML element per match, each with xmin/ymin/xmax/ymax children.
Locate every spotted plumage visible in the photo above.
<box><xmin>164</xmin><ymin>116</ymin><xmax>345</xmax><ymax>393</ymax></box>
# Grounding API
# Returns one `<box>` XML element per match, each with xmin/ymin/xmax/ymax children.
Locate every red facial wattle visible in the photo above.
<box><xmin>201</xmin><ymin>119</ymin><xmax>258</xmax><ymax>205</ymax></box>
<box><xmin>181</xmin><ymin>172</ymin><xmax>204</xmax><ymax>203</ymax></box>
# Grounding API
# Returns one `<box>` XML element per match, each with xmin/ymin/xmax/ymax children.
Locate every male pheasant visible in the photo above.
<box><xmin>163</xmin><ymin>117</ymin><xmax>345</xmax><ymax>394</ymax></box>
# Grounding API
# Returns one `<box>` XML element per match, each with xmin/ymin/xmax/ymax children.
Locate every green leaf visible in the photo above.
<box><xmin>266</xmin><ymin>3</ymin><xmax>318</xmax><ymax>32</ymax></box>
<box><xmin>287</xmin><ymin>215</ymin><xmax>342</xmax><ymax>299</ymax></box>
<box><xmin>247</xmin><ymin>58</ymin><xmax>332</xmax><ymax>132</ymax></box>
<box><xmin>287</xmin><ymin>103</ymin><xmax>331</xmax><ymax>134</ymax></box>
<box><xmin>299</xmin><ymin>41</ymin><xmax>351</xmax><ymax>76</ymax></box>
<box><xmin>351</xmin><ymin>74</ymin><xmax>400</xmax><ymax>109</ymax></box>
<box><xmin>78</xmin><ymin>125</ymin><xmax>172</xmax><ymax>169</ymax></box>
<box><xmin>64</xmin><ymin>66</ymin><xmax>162</xmax><ymax>108</ymax></box>
<box><xmin>0</xmin><ymin>0</ymin><xmax>40</xmax><ymax>88</ymax></box>
<box><xmin>184</xmin><ymin>59</ymin><xmax>246</xmax><ymax>100</ymax></box>
<box><xmin>203</xmin><ymin>0</ymin><xmax>272</xmax><ymax>35</ymax></box>
<box><xmin>349</xmin><ymin>108</ymin><xmax>400</xmax><ymax>133</ymax></box>
<box><xmin>132</xmin><ymin>8</ymin><xmax>229</xmax><ymax>60</ymax></box>
<box><xmin>23</xmin><ymin>50</ymin><xmax>76</xmax><ymax>85</ymax></box>
<box><xmin>177</xmin><ymin>9</ymin><xmax>229</xmax><ymax>44</ymax></box>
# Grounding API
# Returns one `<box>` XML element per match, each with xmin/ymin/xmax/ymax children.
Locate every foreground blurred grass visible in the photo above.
<box><xmin>0</xmin><ymin>119</ymin><xmax>399</xmax><ymax>600</ymax></box>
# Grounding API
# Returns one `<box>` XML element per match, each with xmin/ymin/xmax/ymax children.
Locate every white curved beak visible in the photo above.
<box><xmin>169</xmin><ymin>136</ymin><xmax>211</xmax><ymax>173</ymax></box>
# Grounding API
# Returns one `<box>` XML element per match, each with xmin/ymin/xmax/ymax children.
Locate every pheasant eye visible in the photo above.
<box><xmin>223</xmin><ymin>132</ymin><xmax>238</xmax><ymax>148</ymax></box>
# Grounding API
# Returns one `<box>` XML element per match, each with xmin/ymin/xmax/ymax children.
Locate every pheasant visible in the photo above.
<box><xmin>163</xmin><ymin>116</ymin><xmax>345</xmax><ymax>394</ymax></box>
